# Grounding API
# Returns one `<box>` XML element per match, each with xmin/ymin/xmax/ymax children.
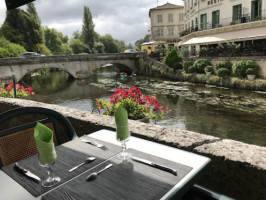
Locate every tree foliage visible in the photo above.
<box><xmin>69</xmin><ymin>38</ymin><xmax>90</xmax><ymax>54</ymax></box>
<box><xmin>135</xmin><ymin>34</ymin><xmax>151</xmax><ymax>50</ymax></box>
<box><xmin>99</xmin><ymin>34</ymin><xmax>119</xmax><ymax>53</ymax></box>
<box><xmin>0</xmin><ymin>37</ymin><xmax>26</xmax><ymax>57</ymax></box>
<box><xmin>81</xmin><ymin>6</ymin><xmax>95</xmax><ymax>51</ymax></box>
<box><xmin>44</xmin><ymin>27</ymin><xmax>70</xmax><ymax>55</ymax></box>
<box><xmin>26</xmin><ymin>3</ymin><xmax>41</xmax><ymax>25</ymax></box>
<box><xmin>33</xmin><ymin>43</ymin><xmax>52</xmax><ymax>56</ymax></box>
<box><xmin>1</xmin><ymin>9</ymin><xmax>43</xmax><ymax>51</ymax></box>
<box><xmin>94</xmin><ymin>42</ymin><xmax>105</xmax><ymax>53</ymax></box>
<box><xmin>163</xmin><ymin>48</ymin><xmax>182</xmax><ymax>70</ymax></box>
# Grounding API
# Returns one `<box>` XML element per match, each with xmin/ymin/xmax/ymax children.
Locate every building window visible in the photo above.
<box><xmin>212</xmin><ymin>10</ymin><xmax>220</xmax><ymax>28</ymax></box>
<box><xmin>200</xmin><ymin>14</ymin><xmax>207</xmax><ymax>30</ymax></box>
<box><xmin>158</xmin><ymin>28</ymin><xmax>163</xmax><ymax>36</ymax></box>
<box><xmin>251</xmin><ymin>0</ymin><xmax>262</xmax><ymax>21</ymax></box>
<box><xmin>233</xmin><ymin>4</ymin><xmax>242</xmax><ymax>22</ymax></box>
<box><xmin>157</xmin><ymin>15</ymin><xmax>163</xmax><ymax>23</ymax></box>
<box><xmin>168</xmin><ymin>27</ymin><xmax>174</xmax><ymax>36</ymax></box>
<box><xmin>179</xmin><ymin>13</ymin><xmax>184</xmax><ymax>22</ymax></box>
<box><xmin>168</xmin><ymin>14</ymin><xmax>173</xmax><ymax>22</ymax></box>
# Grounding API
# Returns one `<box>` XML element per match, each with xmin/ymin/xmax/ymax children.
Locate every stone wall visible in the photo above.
<box><xmin>0</xmin><ymin>97</ymin><xmax>265</xmax><ymax>199</ymax></box>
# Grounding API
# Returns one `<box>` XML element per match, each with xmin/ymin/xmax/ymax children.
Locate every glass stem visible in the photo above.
<box><xmin>46</xmin><ymin>166</ymin><xmax>54</xmax><ymax>179</ymax></box>
<box><xmin>122</xmin><ymin>140</ymin><xmax>127</xmax><ymax>153</ymax></box>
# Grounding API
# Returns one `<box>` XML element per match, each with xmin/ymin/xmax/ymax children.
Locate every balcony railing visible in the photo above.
<box><xmin>180</xmin><ymin>10</ymin><xmax>266</xmax><ymax>38</ymax></box>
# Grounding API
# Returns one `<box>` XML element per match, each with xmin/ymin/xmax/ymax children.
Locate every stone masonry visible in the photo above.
<box><xmin>0</xmin><ymin>97</ymin><xmax>265</xmax><ymax>199</ymax></box>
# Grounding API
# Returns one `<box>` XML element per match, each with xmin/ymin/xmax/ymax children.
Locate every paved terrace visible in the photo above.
<box><xmin>0</xmin><ymin>97</ymin><xmax>265</xmax><ymax>200</ymax></box>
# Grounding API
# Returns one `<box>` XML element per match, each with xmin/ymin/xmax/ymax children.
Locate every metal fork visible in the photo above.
<box><xmin>61</xmin><ymin>191</ymin><xmax>76</xmax><ymax>200</ymax></box>
<box><xmin>81</xmin><ymin>139</ymin><xmax>108</xmax><ymax>151</ymax></box>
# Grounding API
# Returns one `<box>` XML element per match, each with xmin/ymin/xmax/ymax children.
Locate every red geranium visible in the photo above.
<box><xmin>96</xmin><ymin>86</ymin><xmax>167</xmax><ymax>120</ymax></box>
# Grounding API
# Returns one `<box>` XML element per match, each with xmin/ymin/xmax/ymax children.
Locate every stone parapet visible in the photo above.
<box><xmin>0</xmin><ymin>97</ymin><xmax>265</xmax><ymax>199</ymax></box>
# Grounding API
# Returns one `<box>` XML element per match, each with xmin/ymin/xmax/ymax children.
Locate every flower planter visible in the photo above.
<box><xmin>247</xmin><ymin>74</ymin><xmax>256</xmax><ymax>81</ymax></box>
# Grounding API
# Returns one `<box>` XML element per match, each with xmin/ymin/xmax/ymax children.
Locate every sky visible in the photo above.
<box><xmin>0</xmin><ymin>0</ymin><xmax>183</xmax><ymax>45</ymax></box>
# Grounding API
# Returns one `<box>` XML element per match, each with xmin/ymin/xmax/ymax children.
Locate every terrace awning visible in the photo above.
<box><xmin>5</xmin><ymin>0</ymin><xmax>35</xmax><ymax>10</ymax></box>
<box><xmin>180</xmin><ymin>26</ymin><xmax>266</xmax><ymax>46</ymax></box>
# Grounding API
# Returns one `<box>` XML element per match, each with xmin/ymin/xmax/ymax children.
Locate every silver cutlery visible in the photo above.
<box><xmin>68</xmin><ymin>157</ymin><xmax>96</xmax><ymax>172</ymax></box>
<box><xmin>131</xmin><ymin>156</ymin><xmax>177</xmax><ymax>176</ymax></box>
<box><xmin>14</xmin><ymin>163</ymin><xmax>41</xmax><ymax>183</ymax></box>
<box><xmin>61</xmin><ymin>190</ymin><xmax>76</xmax><ymax>200</ymax></box>
<box><xmin>86</xmin><ymin>163</ymin><xmax>113</xmax><ymax>181</ymax></box>
<box><xmin>81</xmin><ymin>139</ymin><xmax>107</xmax><ymax>150</ymax></box>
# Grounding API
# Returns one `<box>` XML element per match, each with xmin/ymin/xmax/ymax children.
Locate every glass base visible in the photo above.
<box><xmin>117</xmin><ymin>151</ymin><xmax>131</xmax><ymax>160</ymax></box>
<box><xmin>42</xmin><ymin>176</ymin><xmax>61</xmax><ymax>187</ymax></box>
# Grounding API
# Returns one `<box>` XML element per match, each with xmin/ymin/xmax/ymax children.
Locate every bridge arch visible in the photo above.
<box><xmin>0</xmin><ymin>53</ymin><xmax>146</xmax><ymax>82</ymax></box>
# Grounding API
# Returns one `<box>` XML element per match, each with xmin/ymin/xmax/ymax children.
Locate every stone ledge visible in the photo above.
<box><xmin>194</xmin><ymin>139</ymin><xmax>266</xmax><ymax>170</ymax></box>
<box><xmin>1</xmin><ymin>97</ymin><xmax>266</xmax><ymax>199</ymax></box>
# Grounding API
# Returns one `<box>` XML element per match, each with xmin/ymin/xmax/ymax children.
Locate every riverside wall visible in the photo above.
<box><xmin>0</xmin><ymin>97</ymin><xmax>265</xmax><ymax>200</ymax></box>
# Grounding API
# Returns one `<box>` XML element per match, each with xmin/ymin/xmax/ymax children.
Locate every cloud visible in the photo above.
<box><xmin>0</xmin><ymin>0</ymin><xmax>183</xmax><ymax>44</ymax></box>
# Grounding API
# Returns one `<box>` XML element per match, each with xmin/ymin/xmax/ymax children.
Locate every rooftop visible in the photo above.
<box><xmin>149</xmin><ymin>3</ymin><xmax>183</xmax><ymax>16</ymax></box>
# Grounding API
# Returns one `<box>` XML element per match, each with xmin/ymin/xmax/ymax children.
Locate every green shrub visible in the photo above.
<box><xmin>0</xmin><ymin>47</ymin><xmax>9</xmax><ymax>58</ymax></box>
<box><xmin>193</xmin><ymin>59</ymin><xmax>212</xmax><ymax>73</ymax></box>
<box><xmin>217</xmin><ymin>68</ymin><xmax>229</xmax><ymax>77</ymax></box>
<box><xmin>232</xmin><ymin>60</ymin><xmax>258</xmax><ymax>78</ymax></box>
<box><xmin>33</xmin><ymin>43</ymin><xmax>52</xmax><ymax>56</ymax></box>
<box><xmin>216</xmin><ymin>60</ymin><xmax>232</xmax><ymax>70</ymax></box>
<box><xmin>0</xmin><ymin>37</ymin><xmax>26</xmax><ymax>57</ymax></box>
<box><xmin>246</xmin><ymin>68</ymin><xmax>257</xmax><ymax>75</ymax></box>
<box><xmin>172</xmin><ymin>62</ymin><xmax>183</xmax><ymax>70</ymax></box>
<box><xmin>163</xmin><ymin>48</ymin><xmax>182</xmax><ymax>69</ymax></box>
<box><xmin>188</xmin><ymin>65</ymin><xmax>197</xmax><ymax>73</ymax></box>
<box><xmin>204</xmin><ymin>66</ymin><xmax>213</xmax><ymax>72</ymax></box>
<box><xmin>183</xmin><ymin>60</ymin><xmax>194</xmax><ymax>73</ymax></box>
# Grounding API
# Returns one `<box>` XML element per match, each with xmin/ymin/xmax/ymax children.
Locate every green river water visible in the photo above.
<box><xmin>21</xmin><ymin>68</ymin><xmax>266</xmax><ymax>147</ymax></box>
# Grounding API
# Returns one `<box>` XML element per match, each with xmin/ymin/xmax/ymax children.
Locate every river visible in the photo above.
<box><xmin>21</xmin><ymin>68</ymin><xmax>266</xmax><ymax>147</ymax></box>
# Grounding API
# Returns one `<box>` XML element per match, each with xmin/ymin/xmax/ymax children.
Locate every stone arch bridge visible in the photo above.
<box><xmin>0</xmin><ymin>53</ymin><xmax>146</xmax><ymax>82</ymax></box>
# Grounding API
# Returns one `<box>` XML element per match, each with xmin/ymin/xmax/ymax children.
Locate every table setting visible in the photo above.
<box><xmin>0</xmin><ymin>105</ymin><xmax>211</xmax><ymax>200</ymax></box>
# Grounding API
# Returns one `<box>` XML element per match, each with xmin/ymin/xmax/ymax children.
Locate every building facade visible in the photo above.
<box><xmin>183</xmin><ymin>0</ymin><xmax>264</xmax><ymax>32</ymax></box>
<box><xmin>180</xmin><ymin>0</ymin><xmax>266</xmax><ymax>56</ymax></box>
<box><xmin>149</xmin><ymin>3</ymin><xmax>184</xmax><ymax>48</ymax></box>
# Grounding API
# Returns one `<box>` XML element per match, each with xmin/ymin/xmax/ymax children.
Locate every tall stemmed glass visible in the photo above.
<box><xmin>115</xmin><ymin>106</ymin><xmax>131</xmax><ymax>160</ymax></box>
<box><xmin>37</xmin><ymin>145</ymin><xmax>61</xmax><ymax>187</ymax></box>
<box><xmin>116</xmin><ymin>126</ymin><xmax>131</xmax><ymax>160</ymax></box>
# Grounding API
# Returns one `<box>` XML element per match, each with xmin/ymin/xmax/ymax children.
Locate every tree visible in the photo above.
<box><xmin>72</xmin><ymin>30</ymin><xmax>81</xmax><ymax>39</ymax></box>
<box><xmin>0</xmin><ymin>37</ymin><xmax>26</xmax><ymax>57</ymax></box>
<box><xmin>99</xmin><ymin>34</ymin><xmax>119</xmax><ymax>53</ymax></box>
<box><xmin>163</xmin><ymin>48</ymin><xmax>182</xmax><ymax>70</ymax></box>
<box><xmin>69</xmin><ymin>38</ymin><xmax>90</xmax><ymax>54</ymax></box>
<box><xmin>26</xmin><ymin>3</ymin><xmax>41</xmax><ymax>25</ymax></box>
<box><xmin>44</xmin><ymin>27</ymin><xmax>64</xmax><ymax>55</ymax></box>
<box><xmin>1</xmin><ymin>9</ymin><xmax>43</xmax><ymax>51</ymax></box>
<box><xmin>135</xmin><ymin>34</ymin><xmax>151</xmax><ymax>50</ymax></box>
<box><xmin>127</xmin><ymin>43</ymin><xmax>133</xmax><ymax>49</ymax></box>
<box><xmin>81</xmin><ymin>6</ymin><xmax>95</xmax><ymax>51</ymax></box>
<box><xmin>94</xmin><ymin>42</ymin><xmax>105</xmax><ymax>53</ymax></box>
<box><xmin>115</xmin><ymin>40</ymin><xmax>126</xmax><ymax>52</ymax></box>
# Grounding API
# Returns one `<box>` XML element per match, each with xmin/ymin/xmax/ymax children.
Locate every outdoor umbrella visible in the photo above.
<box><xmin>5</xmin><ymin>0</ymin><xmax>35</xmax><ymax>10</ymax></box>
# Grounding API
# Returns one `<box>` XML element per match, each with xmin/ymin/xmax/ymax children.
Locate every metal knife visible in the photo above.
<box><xmin>131</xmin><ymin>156</ymin><xmax>177</xmax><ymax>176</ymax></box>
<box><xmin>14</xmin><ymin>163</ymin><xmax>41</xmax><ymax>183</ymax></box>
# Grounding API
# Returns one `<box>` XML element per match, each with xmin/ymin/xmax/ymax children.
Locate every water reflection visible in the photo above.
<box><xmin>22</xmin><ymin>68</ymin><xmax>266</xmax><ymax>147</ymax></box>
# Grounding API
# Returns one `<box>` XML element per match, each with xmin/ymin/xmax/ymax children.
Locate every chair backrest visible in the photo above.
<box><xmin>0</xmin><ymin>106</ymin><xmax>78</xmax><ymax>167</ymax></box>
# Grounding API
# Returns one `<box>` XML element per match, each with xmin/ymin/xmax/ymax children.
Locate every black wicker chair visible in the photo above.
<box><xmin>0</xmin><ymin>106</ymin><xmax>78</xmax><ymax>167</ymax></box>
